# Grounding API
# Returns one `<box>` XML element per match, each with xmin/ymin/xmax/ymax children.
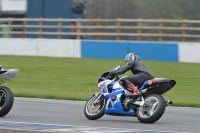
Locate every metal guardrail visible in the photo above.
<box><xmin>0</xmin><ymin>18</ymin><xmax>199</xmax><ymax>41</ymax></box>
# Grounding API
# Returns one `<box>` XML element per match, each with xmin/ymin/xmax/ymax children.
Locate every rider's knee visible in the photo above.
<box><xmin>119</xmin><ymin>80</ymin><xmax>123</xmax><ymax>85</ymax></box>
<box><xmin>119</xmin><ymin>79</ymin><xmax>129</xmax><ymax>87</ymax></box>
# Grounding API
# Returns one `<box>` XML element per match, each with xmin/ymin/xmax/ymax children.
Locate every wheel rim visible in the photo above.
<box><xmin>85</xmin><ymin>96</ymin><xmax>105</xmax><ymax>116</ymax></box>
<box><xmin>138</xmin><ymin>96</ymin><xmax>159</xmax><ymax>118</ymax></box>
<box><xmin>0</xmin><ymin>90</ymin><xmax>7</xmax><ymax>110</ymax></box>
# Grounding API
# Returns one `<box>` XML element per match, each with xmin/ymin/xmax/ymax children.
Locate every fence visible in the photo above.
<box><xmin>0</xmin><ymin>18</ymin><xmax>199</xmax><ymax>42</ymax></box>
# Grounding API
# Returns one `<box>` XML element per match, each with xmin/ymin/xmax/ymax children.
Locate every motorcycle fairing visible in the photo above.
<box><xmin>104</xmin><ymin>89</ymin><xmax>123</xmax><ymax>100</ymax></box>
<box><xmin>104</xmin><ymin>97</ymin><xmax>135</xmax><ymax>115</ymax></box>
<box><xmin>100</xmin><ymin>81</ymin><xmax>125</xmax><ymax>100</ymax></box>
<box><xmin>0</xmin><ymin>69</ymin><xmax>19</xmax><ymax>85</ymax></box>
<box><xmin>101</xmin><ymin>81</ymin><xmax>135</xmax><ymax>115</ymax></box>
<box><xmin>139</xmin><ymin>78</ymin><xmax>176</xmax><ymax>96</ymax></box>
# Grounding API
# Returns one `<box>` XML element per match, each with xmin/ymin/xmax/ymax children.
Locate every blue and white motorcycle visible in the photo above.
<box><xmin>0</xmin><ymin>66</ymin><xmax>19</xmax><ymax>117</ymax></box>
<box><xmin>84</xmin><ymin>66</ymin><xmax>176</xmax><ymax>123</ymax></box>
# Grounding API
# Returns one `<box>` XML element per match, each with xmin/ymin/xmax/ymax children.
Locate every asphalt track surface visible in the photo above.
<box><xmin>0</xmin><ymin>97</ymin><xmax>200</xmax><ymax>133</ymax></box>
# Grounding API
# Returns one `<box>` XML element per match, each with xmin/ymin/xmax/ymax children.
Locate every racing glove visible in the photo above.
<box><xmin>109</xmin><ymin>70</ymin><xmax>117</xmax><ymax>76</ymax></box>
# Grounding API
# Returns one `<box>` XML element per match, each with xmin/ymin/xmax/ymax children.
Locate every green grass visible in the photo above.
<box><xmin>0</xmin><ymin>55</ymin><xmax>200</xmax><ymax>107</ymax></box>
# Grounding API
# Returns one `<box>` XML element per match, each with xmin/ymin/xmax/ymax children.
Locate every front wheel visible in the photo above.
<box><xmin>136</xmin><ymin>94</ymin><xmax>165</xmax><ymax>123</ymax></box>
<box><xmin>84</xmin><ymin>93</ymin><xmax>106</xmax><ymax>120</ymax></box>
<box><xmin>0</xmin><ymin>86</ymin><xmax>14</xmax><ymax>117</ymax></box>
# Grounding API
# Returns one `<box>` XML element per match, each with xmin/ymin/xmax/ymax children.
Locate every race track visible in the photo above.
<box><xmin>1</xmin><ymin>97</ymin><xmax>199</xmax><ymax>133</ymax></box>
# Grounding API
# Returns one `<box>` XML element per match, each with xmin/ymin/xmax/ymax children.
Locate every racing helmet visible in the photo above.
<box><xmin>125</xmin><ymin>53</ymin><xmax>140</xmax><ymax>64</ymax></box>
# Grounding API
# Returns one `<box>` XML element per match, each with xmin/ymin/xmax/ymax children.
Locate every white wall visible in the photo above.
<box><xmin>1</xmin><ymin>0</ymin><xmax>27</xmax><ymax>12</ymax></box>
<box><xmin>1</xmin><ymin>38</ymin><xmax>200</xmax><ymax>63</ymax></box>
<box><xmin>0</xmin><ymin>38</ymin><xmax>81</xmax><ymax>58</ymax></box>
<box><xmin>178</xmin><ymin>43</ymin><xmax>200</xmax><ymax>63</ymax></box>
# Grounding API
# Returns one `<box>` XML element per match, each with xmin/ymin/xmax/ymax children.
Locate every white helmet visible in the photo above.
<box><xmin>125</xmin><ymin>53</ymin><xmax>140</xmax><ymax>64</ymax></box>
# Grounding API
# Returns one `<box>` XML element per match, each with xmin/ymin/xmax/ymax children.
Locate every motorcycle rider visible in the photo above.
<box><xmin>109</xmin><ymin>53</ymin><xmax>154</xmax><ymax>103</ymax></box>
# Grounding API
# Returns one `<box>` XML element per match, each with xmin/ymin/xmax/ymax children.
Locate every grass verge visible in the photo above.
<box><xmin>1</xmin><ymin>55</ymin><xmax>200</xmax><ymax>107</ymax></box>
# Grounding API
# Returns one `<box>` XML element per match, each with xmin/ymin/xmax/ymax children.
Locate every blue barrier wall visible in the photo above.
<box><xmin>81</xmin><ymin>40</ymin><xmax>179</xmax><ymax>62</ymax></box>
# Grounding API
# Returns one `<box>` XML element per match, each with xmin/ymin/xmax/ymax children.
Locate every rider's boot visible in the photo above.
<box><xmin>123</xmin><ymin>84</ymin><xmax>142</xmax><ymax>110</ymax></box>
<box><xmin>126</xmin><ymin>84</ymin><xmax>141</xmax><ymax>104</ymax></box>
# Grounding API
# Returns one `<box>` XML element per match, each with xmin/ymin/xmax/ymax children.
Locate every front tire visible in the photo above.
<box><xmin>136</xmin><ymin>94</ymin><xmax>165</xmax><ymax>123</ymax></box>
<box><xmin>84</xmin><ymin>94</ymin><xmax>106</xmax><ymax>120</ymax></box>
<box><xmin>0</xmin><ymin>86</ymin><xmax>14</xmax><ymax>117</ymax></box>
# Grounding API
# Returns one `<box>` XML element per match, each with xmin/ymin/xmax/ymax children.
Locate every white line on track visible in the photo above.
<box><xmin>0</xmin><ymin>120</ymin><xmax>193</xmax><ymax>133</ymax></box>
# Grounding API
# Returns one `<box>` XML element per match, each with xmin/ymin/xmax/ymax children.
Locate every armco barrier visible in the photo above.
<box><xmin>0</xmin><ymin>38</ymin><xmax>199</xmax><ymax>63</ymax></box>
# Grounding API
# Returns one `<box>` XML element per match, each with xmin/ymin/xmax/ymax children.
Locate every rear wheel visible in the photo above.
<box><xmin>136</xmin><ymin>94</ymin><xmax>165</xmax><ymax>123</ymax></box>
<box><xmin>84</xmin><ymin>93</ymin><xmax>105</xmax><ymax>120</ymax></box>
<box><xmin>0</xmin><ymin>86</ymin><xmax>14</xmax><ymax>117</ymax></box>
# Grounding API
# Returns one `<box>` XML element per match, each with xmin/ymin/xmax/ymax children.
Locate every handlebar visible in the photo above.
<box><xmin>107</xmin><ymin>73</ymin><xmax>119</xmax><ymax>82</ymax></box>
<box><xmin>111</xmin><ymin>75</ymin><xmax>120</xmax><ymax>82</ymax></box>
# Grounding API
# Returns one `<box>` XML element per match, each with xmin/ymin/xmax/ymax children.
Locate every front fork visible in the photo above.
<box><xmin>93</xmin><ymin>92</ymin><xmax>104</xmax><ymax>104</ymax></box>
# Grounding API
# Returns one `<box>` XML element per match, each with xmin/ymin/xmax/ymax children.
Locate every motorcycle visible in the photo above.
<box><xmin>0</xmin><ymin>67</ymin><xmax>19</xmax><ymax>117</ymax></box>
<box><xmin>84</xmin><ymin>66</ymin><xmax>176</xmax><ymax>123</ymax></box>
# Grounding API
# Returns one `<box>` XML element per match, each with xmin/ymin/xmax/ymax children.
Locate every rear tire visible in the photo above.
<box><xmin>84</xmin><ymin>94</ymin><xmax>105</xmax><ymax>120</ymax></box>
<box><xmin>136</xmin><ymin>94</ymin><xmax>165</xmax><ymax>123</ymax></box>
<box><xmin>0</xmin><ymin>86</ymin><xmax>14</xmax><ymax>117</ymax></box>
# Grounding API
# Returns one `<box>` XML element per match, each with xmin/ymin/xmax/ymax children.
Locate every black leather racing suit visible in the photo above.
<box><xmin>114</xmin><ymin>60</ymin><xmax>154</xmax><ymax>88</ymax></box>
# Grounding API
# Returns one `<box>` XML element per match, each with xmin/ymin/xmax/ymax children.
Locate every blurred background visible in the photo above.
<box><xmin>0</xmin><ymin>0</ymin><xmax>199</xmax><ymax>42</ymax></box>
<box><xmin>0</xmin><ymin>0</ymin><xmax>199</xmax><ymax>107</ymax></box>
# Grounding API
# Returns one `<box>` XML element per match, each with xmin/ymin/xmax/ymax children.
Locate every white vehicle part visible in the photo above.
<box><xmin>134</xmin><ymin>97</ymin><xmax>145</xmax><ymax>106</ymax></box>
<box><xmin>0</xmin><ymin>69</ymin><xmax>19</xmax><ymax>85</ymax></box>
